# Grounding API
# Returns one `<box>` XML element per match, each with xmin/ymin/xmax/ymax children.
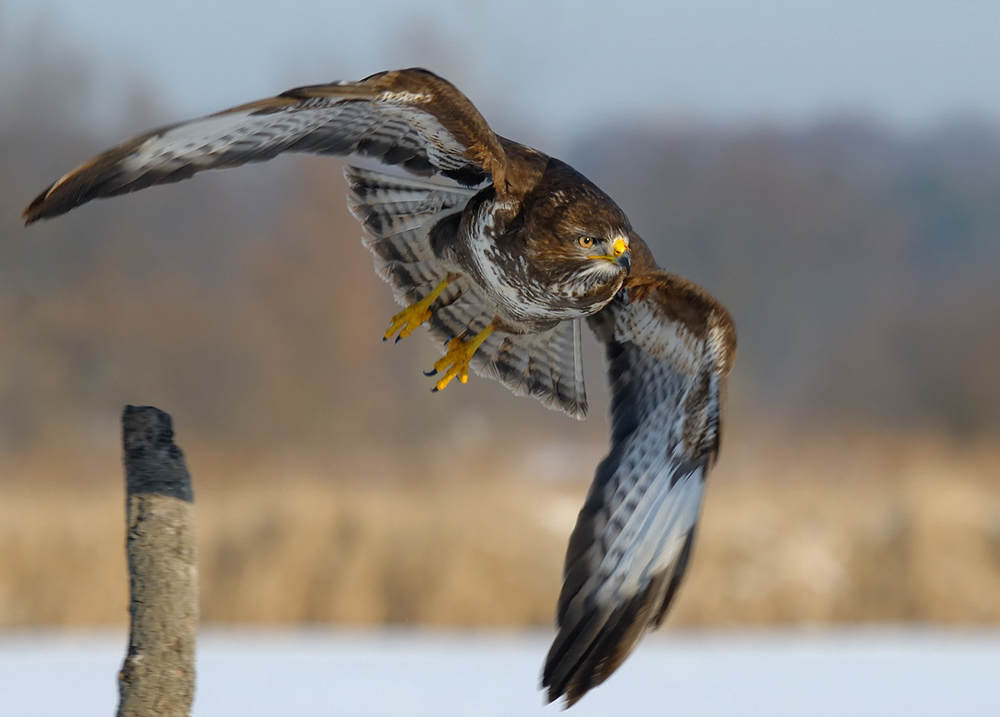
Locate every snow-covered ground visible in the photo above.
<box><xmin>2</xmin><ymin>628</ymin><xmax>999</xmax><ymax>716</ymax></box>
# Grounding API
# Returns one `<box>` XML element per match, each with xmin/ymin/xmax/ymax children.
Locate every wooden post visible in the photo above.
<box><xmin>117</xmin><ymin>406</ymin><xmax>198</xmax><ymax>717</ymax></box>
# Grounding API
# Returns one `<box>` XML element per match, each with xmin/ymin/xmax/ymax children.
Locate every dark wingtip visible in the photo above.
<box><xmin>542</xmin><ymin>569</ymin><xmax>678</xmax><ymax>708</ymax></box>
<box><xmin>22</xmin><ymin>187</ymin><xmax>56</xmax><ymax>225</ymax></box>
<box><xmin>541</xmin><ymin>683</ymin><xmax>572</xmax><ymax>709</ymax></box>
<box><xmin>541</xmin><ymin>678</ymin><xmax>583</xmax><ymax>710</ymax></box>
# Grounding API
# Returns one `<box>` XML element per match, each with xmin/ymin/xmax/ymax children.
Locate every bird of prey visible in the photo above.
<box><xmin>24</xmin><ymin>68</ymin><xmax>736</xmax><ymax>706</ymax></box>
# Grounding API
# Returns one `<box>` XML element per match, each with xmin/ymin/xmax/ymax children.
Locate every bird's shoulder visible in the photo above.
<box><xmin>599</xmin><ymin>244</ymin><xmax>736</xmax><ymax>378</ymax></box>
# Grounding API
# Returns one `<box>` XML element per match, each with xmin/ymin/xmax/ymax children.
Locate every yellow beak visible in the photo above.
<box><xmin>613</xmin><ymin>237</ymin><xmax>631</xmax><ymax>274</ymax></box>
<box><xmin>589</xmin><ymin>236</ymin><xmax>631</xmax><ymax>274</ymax></box>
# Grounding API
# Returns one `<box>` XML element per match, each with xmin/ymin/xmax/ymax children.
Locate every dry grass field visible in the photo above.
<box><xmin>1</xmin><ymin>427</ymin><xmax>999</xmax><ymax>629</ymax></box>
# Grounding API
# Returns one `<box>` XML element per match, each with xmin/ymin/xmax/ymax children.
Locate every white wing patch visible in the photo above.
<box><xmin>378</xmin><ymin>90</ymin><xmax>433</xmax><ymax>104</ymax></box>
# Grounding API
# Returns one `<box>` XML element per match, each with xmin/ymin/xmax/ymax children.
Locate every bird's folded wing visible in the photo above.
<box><xmin>24</xmin><ymin>68</ymin><xmax>509</xmax><ymax>223</ymax></box>
<box><xmin>543</xmin><ymin>270</ymin><xmax>736</xmax><ymax>706</ymax></box>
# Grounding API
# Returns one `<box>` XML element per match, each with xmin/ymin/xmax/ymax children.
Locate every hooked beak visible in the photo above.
<box><xmin>612</xmin><ymin>237</ymin><xmax>631</xmax><ymax>275</ymax></box>
<box><xmin>588</xmin><ymin>236</ymin><xmax>631</xmax><ymax>274</ymax></box>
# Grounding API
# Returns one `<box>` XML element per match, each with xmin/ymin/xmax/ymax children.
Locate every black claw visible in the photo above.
<box><xmin>382</xmin><ymin>336</ymin><xmax>388</xmax><ymax>342</ymax></box>
<box><xmin>394</xmin><ymin>335</ymin><xmax>402</xmax><ymax>345</ymax></box>
<box><xmin>424</xmin><ymin>368</ymin><xmax>438</xmax><ymax>376</ymax></box>
<box><xmin>430</xmin><ymin>386</ymin><xmax>439</xmax><ymax>393</ymax></box>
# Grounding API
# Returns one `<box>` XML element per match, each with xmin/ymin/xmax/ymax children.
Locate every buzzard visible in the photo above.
<box><xmin>23</xmin><ymin>68</ymin><xmax>737</xmax><ymax>706</ymax></box>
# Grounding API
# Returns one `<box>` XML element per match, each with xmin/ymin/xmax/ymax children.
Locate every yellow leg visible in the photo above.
<box><xmin>429</xmin><ymin>324</ymin><xmax>495</xmax><ymax>392</ymax></box>
<box><xmin>384</xmin><ymin>278</ymin><xmax>453</xmax><ymax>343</ymax></box>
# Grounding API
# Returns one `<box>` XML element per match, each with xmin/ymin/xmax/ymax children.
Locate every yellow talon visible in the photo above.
<box><xmin>384</xmin><ymin>278</ymin><xmax>453</xmax><ymax>343</ymax></box>
<box><xmin>431</xmin><ymin>325</ymin><xmax>495</xmax><ymax>392</ymax></box>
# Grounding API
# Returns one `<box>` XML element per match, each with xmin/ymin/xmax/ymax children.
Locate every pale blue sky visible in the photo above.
<box><xmin>3</xmin><ymin>0</ymin><xmax>1000</xmax><ymax>145</ymax></box>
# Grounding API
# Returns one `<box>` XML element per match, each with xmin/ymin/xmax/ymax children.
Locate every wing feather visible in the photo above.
<box><xmin>23</xmin><ymin>68</ymin><xmax>509</xmax><ymax>224</ymax></box>
<box><xmin>475</xmin><ymin>320</ymin><xmax>587</xmax><ymax>418</ymax></box>
<box><xmin>345</xmin><ymin>166</ymin><xmax>588</xmax><ymax>417</ymax></box>
<box><xmin>542</xmin><ymin>269</ymin><xmax>736</xmax><ymax>706</ymax></box>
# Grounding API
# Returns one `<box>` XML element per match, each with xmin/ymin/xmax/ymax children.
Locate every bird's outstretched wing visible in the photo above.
<box><xmin>23</xmin><ymin>68</ymin><xmax>514</xmax><ymax>224</ymax></box>
<box><xmin>543</xmin><ymin>264</ymin><xmax>736</xmax><ymax>706</ymax></box>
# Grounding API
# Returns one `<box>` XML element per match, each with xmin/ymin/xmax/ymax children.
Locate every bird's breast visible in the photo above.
<box><xmin>456</xmin><ymin>198</ymin><xmax>622</xmax><ymax>333</ymax></box>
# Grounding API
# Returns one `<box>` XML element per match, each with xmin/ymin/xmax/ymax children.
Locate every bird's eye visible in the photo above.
<box><xmin>579</xmin><ymin>236</ymin><xmax>595</xmax><ymax>248</ymax></box>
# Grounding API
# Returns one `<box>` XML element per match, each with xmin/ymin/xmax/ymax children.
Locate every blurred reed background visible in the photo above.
<box><xmin>1</xmin><ymin>2</ymin><xmax>999</xmax><ymax>630</ymax></box>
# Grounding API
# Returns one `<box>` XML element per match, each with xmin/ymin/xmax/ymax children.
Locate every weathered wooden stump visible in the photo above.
<box><xmin>117</xmin><ymin>406</ymin><xmax>198</xmax><ymax>717</ymax></box>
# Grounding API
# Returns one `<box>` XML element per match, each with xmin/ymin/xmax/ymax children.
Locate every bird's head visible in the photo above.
<box><xmin>519</xmin><ymin>158</ymin><xmax>634</xmax><ymax>305</ymax></box>
<box><xmin>534</xmin><ymin>200</ymin><xmax>633</xmax><ymax>288</ymax></box>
